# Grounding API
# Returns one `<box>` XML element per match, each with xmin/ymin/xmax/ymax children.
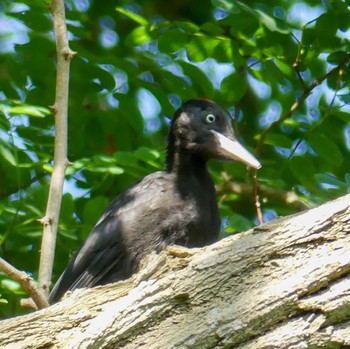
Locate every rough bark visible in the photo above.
<box><xmin>1</xmin><ymin>193</ymin><xmax>349</xmax><ymax>349</ymax></box>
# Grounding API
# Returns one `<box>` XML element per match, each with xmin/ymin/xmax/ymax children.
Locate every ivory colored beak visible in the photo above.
<box><xmin>211</xmin><ymin>130</ymin><xmax>262</xmax><ymax>169</ymax></box>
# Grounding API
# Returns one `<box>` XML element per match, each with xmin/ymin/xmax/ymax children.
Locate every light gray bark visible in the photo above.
<box><xmin>38</xmin><ymin>0</ymin><xmax>75</xmax><ymax>300</ymax></box>
<box><xmin>1</xmin><ymin>193</ymin><xmax>349</xmax><ymax>349</ymax></box>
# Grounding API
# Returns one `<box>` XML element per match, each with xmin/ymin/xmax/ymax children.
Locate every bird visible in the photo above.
<box><xmin>49</xmin><ymin>99</ymin><xmax>261</xmax><ymax>303</ymax></box>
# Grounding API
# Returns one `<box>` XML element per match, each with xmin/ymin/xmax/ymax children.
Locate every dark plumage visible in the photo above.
<box><xmin>49</xmin><ymin>99</ymin><xmax>261</xmax><ymax>303</ymax></box>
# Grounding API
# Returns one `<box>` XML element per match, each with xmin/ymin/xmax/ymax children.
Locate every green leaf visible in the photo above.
<box><xmin>345</xmin><ymin>173</ymin><xmax>350</xmax><ymax>187</ymax></box>
<box><xmin>1</xmin><ymin>279</ymin><xmax>21</xmax><ymax>293</ymax></box>
<box><xmin>264</xmin><ymin>133</ymin><xmax>293</xmax><ymax>148</ymax></box>
<box><xmin>214</xmin><ymin>39</ymin><xmax>245</xmax><ymax>65</ymax></box>
<box><xmin>136</xmin><ymin>81</ymin><xmax>174</xmax><ymax>116</ymax></box>
<box><xmin>308</xmin><ymin>133</ymin><xmax>343</xmax><ymax>166</ymax></box>
<box><xmin>225</xmin><ymin>214</ymin><xmax>252</xmax><ymax>233</ymax></box>
<box><xmin>95</xmin><ymin>66</ymin><xmax>116</xmax><ymax>91</ymax></box>
<box><xmin>338</xmin><ymin>93</ymin><xmax>350</xmax><ymax>104</ymax></box>
<box><xmin>220</xmin><ymin>71</ymin><xmax>247</xmax><ymax>101</ymax></box>
<box><xmin>17</xmin><ymin>10</ymin><xmax>52</xmax><ymax>32</ymax></box>
<box><xmin>87</xmin><ymin>166</ymin><xmax>124</xmax><ymax>174</ymax></box>
<box><xmin>289</xmin><ymin>156</ymin><xmax>315</xmax><ymax>186</ymax></box>
<box><xmin>228</xmin><ymin>13</ymin><xmax>260</xmax><ymax>38</ymax></box>
<box><xmin>0</xmin><ymin>294</ymin><xmax>8</xmax><ymax>304</ymax></box>
<box><xmin>178</xmin><ymin>61</ymin><xmax>215</xmax><ymax>98</ymax></box>
<box><xmin>134</xmin><ymin>147</ymin><xmax>162</xmax><ymax>168</ymax></box>
<box><xmin>255</xmin><ymin>9</ymin><xmax>288</xmax><ymax>33</ymax></box>
<box><xmin>212</xmin><ymin>0</ymin><xmax>239</xmax><ymax>13</ymax></box>
<box><xmin>0</xmin><ymin>200</ymin><xmax>5</xmax><ymax>215</ymax></box>
<box><xmin>117</xmin><ymin>94</ymin><xmax>144</xmax><ymax>133</ymax></box>
<box><xmin>157</xmin><ymin>70</ymin><xmax>193</xmax><ymax>99</ymax></box>
<box><xmin>314</xmin><ymin>13</ymin><xmax>340</xmax><ymax>50</ymax></box>
<box><xmin>83</xmin><ymin>196</ymin><xmax>110</xmax><ymax>237</ymax></box>
<box><xmin>327</xmin><ymin>51</ymin><xmax>349</xmax><ymax>65</ymax></box>
<box><xmin>214</xmin><ymin>0</ymin><xmax>289</xmax><ymax>33</ymax></box>
<box><xmin>200</xmin><ymin>22</ymin><xmax>224</xmax><ymax>35</ymax></box>
<box><xmin>158</xmin><ymin>28</ymin><xmax>188</xmax><ymax>53</ymax></box>
<box><xmin>116</xmin><ymin>7</ymin><xmax>149</xmax><ymax>26</ymax></box>
<box><xmin>126</xmin><ymin>26</ymin><xmax>155</xmax><ymax>46</ymax></box>
<box><xmin>8</xmin><ymin>105</ymin><xmax>50</xmax><ymax>118</ymax></box>
<box><xmin>0</xmin><ymin>143</ymin><xmax>17</xmax><ymax>166</ymax></box>
<box><xmin>332</xmin><ymin>110</ymin><xmax>350</xmax><ymax>123</ymax></box>
<box><xmin>301</xmin><ymin>28</ymin><xmax>316</xmax><ymax>46</ymax></box>
<box><xmin>174</xmin><ymin>20</ymin><xmax>200</xmax><ymax>34</ymax></box>
<box><xmin>274</xmin><ymin>58</ymin><xmax>294</xmax><ymax>77</ymax></box>
<box><xmin>299</xmin><ymin>46</ymin><xmax>320</xmax><ymax>69</ymax></box>
<box><xmin>60</xmin><ymin>193</ymin><xmax>75</xmax><ymax>225</ymax></box>
<box><xmin>315</xmin><ymin>173</ymin><xmax>346</xmax><ymax>190</ymax></box>
<box><xmin>186</xmin><ymin>34</ymin><xmax>220</xmax><ymax>62</ymax></box>
<box><xmin>114</xmin><ymin>151</ymin><xmax>138</xmax><ymax>166</ymax></box>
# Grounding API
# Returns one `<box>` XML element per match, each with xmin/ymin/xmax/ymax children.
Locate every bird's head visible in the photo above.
<box><xmin>167</xmin><ymin>99</ymin><xmax>261</xmax><ymax>170</ymax></box>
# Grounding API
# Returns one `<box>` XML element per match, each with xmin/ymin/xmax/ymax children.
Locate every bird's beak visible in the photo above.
<box><xmin>211</xmin><ymin>130</ymin><xmax>261</xmax><ymax>169</ymax></box>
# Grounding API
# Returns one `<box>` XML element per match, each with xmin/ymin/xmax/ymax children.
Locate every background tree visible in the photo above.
<box><xmin>0</xmin><ymin>0</ymin><xmax>349</xmax><ymax>318</ymax></box>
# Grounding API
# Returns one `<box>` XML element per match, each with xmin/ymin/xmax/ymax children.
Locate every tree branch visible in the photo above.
<box><xmin>0</xmin><ymin>257</ymin><xmax>48</xmax><ymax>309</ymax></box>
<box><xmin>37</xmin><ymin>0</ymin><xmax>75</xmax><ymax>300</ymax></box>
<box><xmin>0</xmin><ymin>194</ymin><xmax>349</xmax><ymax>348</ymax></box>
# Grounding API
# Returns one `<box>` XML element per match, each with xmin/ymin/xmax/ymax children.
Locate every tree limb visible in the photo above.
<box><xmin>0</xmin><ymin>257</ymin><xmax>48</xmax><ymax>309</ymax></box>
<box><xmin>37</xmin><ymin>0</ymin><xmax>75</xmax><ymax>299</ymax></box>
<box><xmin>1</xmin><ymin>193</ymin><xmax>349</xmax><ymax>348</ymax></box>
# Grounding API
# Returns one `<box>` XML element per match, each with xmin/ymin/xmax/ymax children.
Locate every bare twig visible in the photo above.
<box><xmin>293</xmin><ymin>64</ymin><xmax>307</xmax><ymax>91</ymax></box>
<box><xmin>37</xmin><ymin>0</ymin><xmax>76</xmax><ymax>300</ymax></box>
<box><xmin>253</xmin><ymin>173</ymin><xmax>263</xmax><ymax>224</ymax></box>
<box><xmin>0</xmin><ymin>257</ymin><xmax>48</xmax><ymax>309</ymax></box>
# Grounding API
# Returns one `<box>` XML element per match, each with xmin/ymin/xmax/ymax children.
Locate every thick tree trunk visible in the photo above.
<box><xmin>1</xmin><ymin>194</ymin><xmax>350</xmax><ymax>349</ymax></box>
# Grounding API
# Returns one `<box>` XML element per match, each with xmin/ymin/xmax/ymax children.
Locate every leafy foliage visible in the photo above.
<box><xmin>0</xmin><ymin>0</ymin><xmax>349</xmax><ymax>317</ymax></box>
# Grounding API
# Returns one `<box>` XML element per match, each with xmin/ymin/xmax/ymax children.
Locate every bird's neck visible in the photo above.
<box><xmin>166</xmin><ymin>147</ymin><xmax>209</xmax><ymax>179</ymax></box>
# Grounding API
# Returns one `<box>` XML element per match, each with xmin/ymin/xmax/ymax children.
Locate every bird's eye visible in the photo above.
<box><xmin>206</xmin><ymin>113</ymin><xmax>216</xmax><ymax>123</ymax></box>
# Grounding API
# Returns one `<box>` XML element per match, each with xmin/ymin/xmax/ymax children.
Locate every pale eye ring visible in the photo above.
<box><xmin>206</xmin><ymin>113</ymin><xmax>216</xmax><ymax>123</ymax></box>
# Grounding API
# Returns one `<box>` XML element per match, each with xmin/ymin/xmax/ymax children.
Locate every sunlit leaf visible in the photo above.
<box><xmin>186</xmin><ymin>34</ymin><xmax>220</xmax><ymax>62</ymax></box>
<box><xmin>126</xmin><ymin>26</ymin><xmax>155</xmax><ymax>46</ymax></box>
<box><xmin>0</xmin><ymin>143</ymin><xmax>17</xmax><ymax>166</ymax></box>
<box><xmin>86</xmin><ymin>166</ymin><xmax>124</xmax><ymax>174</ymax></box>
<box><xmin>8</xmin><ymin>105</ymin><xmax>50</xmax><ymax>118</ymax></box>
<box><xmin>116</xmin><ymin>7</ymin><xmax>149</xmax><ymax>26</ymax></box>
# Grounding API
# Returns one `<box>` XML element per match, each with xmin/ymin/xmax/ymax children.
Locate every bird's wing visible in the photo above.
<box><xmin>49</xmin><ymin>171</ymin><xmax>175</xmax><ymax>303</ymax></box>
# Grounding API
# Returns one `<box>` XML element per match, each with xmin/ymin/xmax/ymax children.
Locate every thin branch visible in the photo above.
<box><xmin>293</xmin><ymin>64</ymin><xmax>307</xmax><ymax>91</ymax></box>
<box><xmin>255</xmin><ymin>54</ymin><xmax>350</xmax><ymax>156</ymax></box>
<box><xmin>291</xmin><ymin>32</ymin><xmax>307</xmax><ymax>91</ymax></box>
<box><xmin>37</xmin><ymin>0</ymin><xmax>76</xmax><ymax>300</ymax></box>
<box><xmin>0</xmin><ymin>257</ymin><xmax>48</xmax><ymax>309</ymax></box>
<box><xmin>253</xmin><ymin>173</ymin><xmax>263</xmax><ymax>224</ymax></box>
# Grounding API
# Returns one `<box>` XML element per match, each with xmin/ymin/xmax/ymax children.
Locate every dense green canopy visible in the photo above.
<box><xmin>0</xmin><ymin>0</ymin><xmax>349</xmax><ymax>317</ymax></box>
